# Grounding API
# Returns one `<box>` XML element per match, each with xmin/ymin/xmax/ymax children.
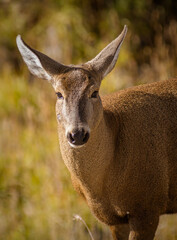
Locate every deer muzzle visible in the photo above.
<box><xmin>67</xmin><ymin>128</ymin><xmax>90</xmax><ymax>146</ymax></box>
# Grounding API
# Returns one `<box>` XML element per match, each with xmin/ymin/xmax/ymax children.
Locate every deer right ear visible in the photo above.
<box><xmin>16</xmin><ymin>35</ymin><xmax>69</xmax><ymax>81</ymax></box>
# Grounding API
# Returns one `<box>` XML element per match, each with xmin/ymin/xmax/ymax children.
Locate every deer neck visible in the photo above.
<box><xmin>58</xmin><ymin>111</ymin><xmax>116</xmax><ymax>199</ymax></box>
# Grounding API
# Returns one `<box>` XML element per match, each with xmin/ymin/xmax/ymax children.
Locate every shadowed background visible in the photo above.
<box><xmin>0</xmin><ymin>0</ymin><xmax>177</xmax><ymax>239</ymax></box>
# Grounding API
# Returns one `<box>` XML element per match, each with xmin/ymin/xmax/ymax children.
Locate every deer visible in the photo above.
<box><xmin>16</xmin><ymin>25</ymin><xmax>177</xmax><ymax>240</ymax></box>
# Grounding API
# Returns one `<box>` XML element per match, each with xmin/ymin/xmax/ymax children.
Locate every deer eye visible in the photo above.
<box><xmin>56</xmin><ymin>92</ymin><xmax>64</xmax><ymax>99</ymax></box>
<box><xmin>91</xmin><ymin>91</ymin><xmax>98</xmax><ymax>98</ymax></box>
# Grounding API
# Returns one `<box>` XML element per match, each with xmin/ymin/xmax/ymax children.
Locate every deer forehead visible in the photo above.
<box><xmin>53</xmin><ymin>69</ymin><xmax>99</xmax><ymax>96</ymax></box>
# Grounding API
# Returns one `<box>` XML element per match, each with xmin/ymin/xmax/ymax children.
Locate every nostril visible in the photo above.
<box><xmin>83</xmin><ymin>131</ymin><xmax>90</xmax><ymax>143</ymax></box>
<box><xmin>67</xmin><ymin>132</ymin><xmax>75</xmax><ymax>143</ymax></box>
<box><xmin>70</xmin><ymin>133</ymin><xmax>75</xmax><ymax>142</ymax></box>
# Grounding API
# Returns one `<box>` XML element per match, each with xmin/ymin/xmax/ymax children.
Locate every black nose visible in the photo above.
<box><xmin>67</xmin><ymin>129</ymin><xmax>90</xmax><ymax>146</ymax></box>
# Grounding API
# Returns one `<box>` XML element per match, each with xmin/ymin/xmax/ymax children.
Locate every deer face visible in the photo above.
<box><xmin>54</xmin><ymin>68</ymin><xmax>103</xmax><ymax>147</ymax></box>
<box><xmin>16</xmin><ymin>26</ymin><xmax>127</xmax><ymax>147</ymax></box>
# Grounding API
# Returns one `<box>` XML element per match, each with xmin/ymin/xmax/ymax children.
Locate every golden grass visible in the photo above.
<box><xmin>0</xmin><ymin>71</ymin><xmax>112</xmax><ymax>240</ymax></box>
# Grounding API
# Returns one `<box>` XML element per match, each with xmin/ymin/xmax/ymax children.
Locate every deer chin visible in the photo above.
<box><xmin>68</xmin><ymin>141</ymin><xmax>87</xmax><ymax>149</ymax></box>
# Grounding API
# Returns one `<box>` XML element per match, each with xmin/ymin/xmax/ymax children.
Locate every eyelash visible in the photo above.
<box><xmin>91</xmin><ymin>91</ymin><xmax>98</xmax><ymax>98</ymax></box>
<box><xmin>56</xmin><ymin>92</ymin><xmax>64</xmax><ymax>99</ymax></box>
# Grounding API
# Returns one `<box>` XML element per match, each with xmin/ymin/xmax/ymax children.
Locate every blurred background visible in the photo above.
<box><xmin>0</xmin><ymin>0</ymin><xmax>177</xmax><ymax>239</ymax></box>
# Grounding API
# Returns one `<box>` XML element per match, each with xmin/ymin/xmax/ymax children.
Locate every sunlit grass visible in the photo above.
<box><xmin>0</xmin><ymin>72</ymin><xmax>112</xmax><ymax>240</ymax></box>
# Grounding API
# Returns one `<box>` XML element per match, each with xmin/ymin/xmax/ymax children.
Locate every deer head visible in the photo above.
<box><xmin>16</xmin><ymin>26</ymin><xmax>127</xmax><ymax>148</ymax></box>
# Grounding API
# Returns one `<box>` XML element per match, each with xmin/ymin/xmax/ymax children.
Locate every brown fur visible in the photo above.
<box><xmin>17</xmin><ymin>26</ymin><xmax>177</xmax><ymax>239</ymax></box>
<box><xmin>58</xmin><ymin>77</ymin><xmax>177</xmax><ymax>240</ymax></box>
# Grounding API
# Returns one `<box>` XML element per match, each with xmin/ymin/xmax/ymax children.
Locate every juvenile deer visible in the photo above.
<box><xmin>16</xmin><ymin>26</ymin><xmax>177</xmax><ymax>240</ymax></box>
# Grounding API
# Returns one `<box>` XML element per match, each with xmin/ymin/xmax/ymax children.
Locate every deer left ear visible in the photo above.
<box><xmin>86</xmin><ymin>25</ymin><xmax>127</xmax><ymax>80</ymax></box>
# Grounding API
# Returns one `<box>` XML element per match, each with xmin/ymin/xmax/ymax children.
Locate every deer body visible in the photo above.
<box><xmin>59</xmin><ymin>78</ymin><xmax>177</xmax><ymax>224</ymax></box>
<box><xmin>17</xmin><ymin>26</ymin><xmax>177</xmax><ymax>239</ymax></box>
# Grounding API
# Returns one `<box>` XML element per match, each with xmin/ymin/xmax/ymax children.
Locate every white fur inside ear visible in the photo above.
<box><xmin>102</xmin><ymin>44</ymin><xmax>121</xmax><ymax>78</ymax></box>
<box><xmin>16</xmin><ymin>35</ymin><xmax>51</xmax><ymax>81</ymax></box>
<box><xmin>86</xmin><ymin>25</ymin><xmax>127</xmax><ymax>79</ymax></box>
<box><xmin>102</xmin><ymin>26</ymin><xmax>127</xmax><ymax>78</ymax></box>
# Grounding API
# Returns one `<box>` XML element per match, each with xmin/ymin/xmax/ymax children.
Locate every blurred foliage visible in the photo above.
<box><xmin>0</xmin><ymin>0</ymin><xmax>177</xmax><ymax>239</ymax></box>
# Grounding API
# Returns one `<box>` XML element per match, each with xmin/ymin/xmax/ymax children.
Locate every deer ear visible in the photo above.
<box><xmin>86</xmin><ymin>25</ymin><xmax>127</xmax><ymax>80</ymax></box>
<box><xmin>16</xmin><ymin>35</ymin><xmax>69</xmax><ymax>81</ymax></box>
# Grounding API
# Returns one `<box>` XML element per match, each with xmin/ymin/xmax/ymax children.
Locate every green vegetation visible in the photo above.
<box><xmin>0</xmin><ymin>0</ymin><xmax>177</xmax><ymax>239</ymax></box>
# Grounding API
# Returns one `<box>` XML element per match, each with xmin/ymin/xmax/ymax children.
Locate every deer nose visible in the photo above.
<box><xmin>67</xmin><ymin>129</ymin><xmax>90</xmax><ymax>146</ymax></box>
